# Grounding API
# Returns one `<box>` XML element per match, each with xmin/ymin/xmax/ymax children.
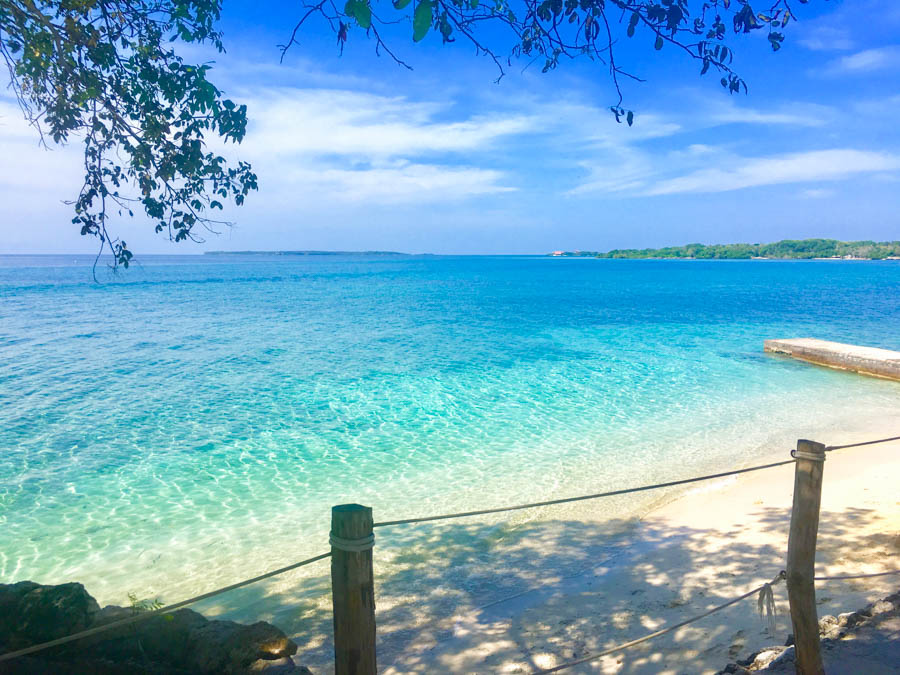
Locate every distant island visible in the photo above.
<box><xmin>204</xmin><ymin>250</ymin><xmax>413</xmax><ymax>256</ymax></box>
<box><xmin>550</xmin><ymin>239</ymin><xmax>900</xmax><ymax>260</ymax></box>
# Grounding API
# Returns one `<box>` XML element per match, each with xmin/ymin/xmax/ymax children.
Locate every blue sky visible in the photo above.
<box><xmin>1</xmin><ymin>0</ymin><xmax>899</xmax><ymax>254</ymax></box>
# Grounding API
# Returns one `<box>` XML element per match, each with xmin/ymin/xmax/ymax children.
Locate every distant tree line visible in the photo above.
<box><xmin>554</xmin><ymin>239</ymin><xmax>900</xmax><ymax>260</ymax></box>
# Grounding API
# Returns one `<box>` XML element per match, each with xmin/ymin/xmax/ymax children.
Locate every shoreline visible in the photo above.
<box><xmin>2</xmin><ymin>420</ymin><xmax>896</xmax><ymax>673</ymax></box>
<box><xmin>167</xmin><ymin>410</ymin><xmax>899</xmax><ymax>673</ymax></box>
<box><xmin>368</xmin><ymin>421</ymin><xmax>900</xmax><ymax>674</ymax></box>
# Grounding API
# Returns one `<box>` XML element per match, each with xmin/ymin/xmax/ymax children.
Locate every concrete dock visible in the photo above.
<box><xmin>764</xmin><ymin>338</ymin><xmax>900</xmax><ymax>381</ymax></box>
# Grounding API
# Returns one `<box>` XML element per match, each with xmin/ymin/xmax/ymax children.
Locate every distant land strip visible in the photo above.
<box><xmin>549</xmin><ymin>239</ymin><xmax>900</xmax><ymax>260</ymax></box>
<box><xmin>204</xmin><ymin>250</ymin><xmax>414</xmax><ymax>256</ymax></box>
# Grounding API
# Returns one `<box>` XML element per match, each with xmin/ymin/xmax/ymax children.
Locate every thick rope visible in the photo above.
<box><xmin>329</xmin><ymin>532</ymin><xmax>375</xmax><ymax>553</ymax></box>
<box><xmin>0</xmin><ymin>552</ymin><xmax>331</xmax><ymax>663</ymax></box>
<box><xmin>825</xmin><ymin>435</ymin><xmax>900</xmax><ymax>451</ymax></box>
<box><xmin>792</xmin><ymin>450</ymin><xmax>825</xmax><ymax>462</ymax></box>
<box><xmin>815</xmin><ymin>569</ymin><xmax>900</xmax><ymax>581</ymax></box>
<box><xmin>377</xmin><ymin>433</ymin><xmax>899</xmax><ymax>528</ymax></box>
<box><xmin>533</xmin><ymin>574</ymin><xmax>784</xmax><ymax>674</ymax></box>
<box><xmin>374</xmin><ymin>459</ymin><xmax>797</xmax><ymax>527</ymax></box>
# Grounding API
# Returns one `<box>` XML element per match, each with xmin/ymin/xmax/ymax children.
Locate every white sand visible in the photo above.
<box><xmin>375</xmin><ymin>426</ymin><xmax>900</xmax><ymax>674</ymax></box>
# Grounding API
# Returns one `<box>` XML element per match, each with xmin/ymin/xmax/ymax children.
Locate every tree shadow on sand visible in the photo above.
<box><xmin>190</xmin><ymin>500</ymin><xmax>897</xmax><ymax>673</ymax></box>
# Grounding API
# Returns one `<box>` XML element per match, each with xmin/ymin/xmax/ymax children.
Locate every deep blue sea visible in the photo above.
<box><xmin>1</xmin><ymin>254</ymin><xmax>899</xmax><ymax>608</ymax></box>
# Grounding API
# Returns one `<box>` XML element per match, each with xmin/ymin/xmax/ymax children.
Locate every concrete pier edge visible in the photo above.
<box><xmin>764</xmin><ymin>338</ymin><xmax>900</xmax><ymax>381</ymax></box>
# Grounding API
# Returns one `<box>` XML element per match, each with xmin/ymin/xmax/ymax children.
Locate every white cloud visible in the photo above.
<box><xmin>706</xmin><ymin>104</ymin><xmax>829</xmax><ymax>128</ymax></box>
<box><xmin>280</xmin><ymin>162</ymin><xmax>514</xmax><ymax>204</ymax></box>
<box><xmin>563</xmin><ymin>95</ymin><xmax>844</xmax><ymax>197</ymax></box>
<box><xmin>0</xmin><ymin>99</ymin><xmax>83</xmax><ymax>193</ymax></box>
<box><xmin>798</xmin><ymin>26</ymin><xmax>854</xmax><ymax>52</ymax></box>
<box><xmin>852</xmin><ymin>94</ymin><xmax>900</xmax><ymax>116</ymax></box>
<box><xmin>0</xmin><ymin>100</ymin><xmax>39</xmax><ymax>141</ymax></box>
<box><xmin>240</xmin><ymin>88</ymin><xmax>534</xmax><ymax>159</ymax></box>
<box><xmin>827</xmin><ymin>46</ymin><xmax>900</xmax><ymax>73</ymax></box>
<box><xmin>800</xmin><ymin>188</ymin><xmax>833</xmax><ymax>199</ymax></box>
<box><xmin>0</xmin><ymin>88</ymin><xmax>529</xmax><ymax>209</ymax></box>
<box><xmin>646</xmin><ymin>150</ymin><xmax>900</xmax><ymax>195</ymax></box>
<box><xmin>217</xmin><ymin>87</ymin><xmax>530</xmax><ymax>204</ymax></box>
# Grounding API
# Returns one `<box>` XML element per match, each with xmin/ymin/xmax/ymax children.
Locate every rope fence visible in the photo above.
<box><xmin>375</xmin><ymin>433</ymin><xmax>900</xmax><ymax>528</ymax></box>
<box><xmin>824</xmin><ymin>434</ymin><xmax>900</xmax><ymax>451</ymax></box>
<box><xmin>535</xmin><ymin>572</ymin><xmax>787</xmax><ymax>674</ymax></box>
<box><xmin>815</xmin><ymin>569</ymin><xmax>900</xmax><ymax>581</ymax></box>
<box><xmin>1</xmin><ymin>433</ymin><xmax>897</xmax><ymax>668</ymax></box>
<box><xmin>374</xmin><ymin>459</ymin><xmax>797</xmax><ymax>528</ymax></box>
<box><xmin>534</xmin><ymin>567</ymin><xmax>900</xmax><ymax>674</ymax></box>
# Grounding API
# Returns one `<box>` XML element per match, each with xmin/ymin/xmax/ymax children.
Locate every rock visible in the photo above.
<box><xmin>138</xmin><ymin>609</ymin><xmax>210</xmax><ymax>665</ymax></box>
<box><xmin>868</xmin><ymin>599</ymin><xmax>895</xmax><ymax>616</ymax></box>
<box><xmin>748</xmin><ymin>648</ymin><xmax>787</xmax><ymax>669</ymax></box>
<box><xmin>817</xmin><ymin>614</ymin><xmax>843</xmax><ymax>640</ymax></box>
<box><xmin>225</xmin><ymin>621</ymin><xmax>297</xmax><ymax>663</ymax></box>
<box><xmin>839</xmin><ymin>610</ymin><xmax>867</xmax><ymax>630</ymax></box>
<box><xmin>190</xmin><ymin>618</ymin><xmax>297</xmax><ymax>673</ymax></box>
<box><xmin>718</xmin><ymin>588</ymin><xmax>900</xmax><ymax>672</ymax></box>
<box><xmin>84</xmin><ymin>607</ymin><xmax>209</xmax><ymax>665</ymax></box>
<box><xmin>0</xmin><ymin>582</ymin><xmax>41</xmax><ymax>644</ymax></box>
<box><xmin>818</xmin><ymin>614</ymin><xmax>837</xmax><ymax>630</ymax></box>
<box><xmin>3</xmin><ymin>582</ymin><xmax>100</xmax><ymax>647</ymax></box>
<box><xmin>247</xmin><ymin>656</ymin><xmax>302</xmax><ymax>672</ymax></box>
<box><xmin>836</xmin><ymin>611</ymin><xmax>855</xmax><ymax>627</ymax></box>
<box><xmin>188</xmin><ymin>618</ymin><xmax>244</xmax><ymax>672</ymax></box>
<box><xmin>86</xmin><ymin>609</ymin><xmax>296</xmax><ymax>673</ymax></box>
<box><xmin>0</xmin><ymin>582</ymin><xmax>308</xmax><ymax>675</ymax></box>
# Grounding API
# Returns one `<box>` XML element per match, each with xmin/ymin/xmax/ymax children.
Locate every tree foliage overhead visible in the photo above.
<box><xmin>283</xmin><ymin>0</ymin><xmax>815</xmax><ymax>123</ymax></box>
<box><xmin>0</xmin><ymin>0</ymin><xmax>257</xmax><ymax>271</ymax></box>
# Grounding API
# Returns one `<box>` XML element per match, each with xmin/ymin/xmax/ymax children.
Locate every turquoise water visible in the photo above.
<box><xmin>1</xmin><ymin>255</ymin><xmax>899</xmax><ymax>607</ymax></box>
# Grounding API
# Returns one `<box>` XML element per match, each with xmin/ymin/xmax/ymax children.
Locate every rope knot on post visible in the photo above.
<box><xmin>791</xmin><ymin>449</ymin><xmax>826</xmax><ymax>462</ymax></box>
<box><xmin>329</xmin><ymin>532</ymin><xmax>375</xmax><ymax>553</ymax></box>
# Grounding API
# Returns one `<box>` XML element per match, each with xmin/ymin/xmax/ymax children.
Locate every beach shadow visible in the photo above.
<box><xmin>180</xmin><ymin>499</ymin><xmax>895</xmax><ymax>673</ymax></box>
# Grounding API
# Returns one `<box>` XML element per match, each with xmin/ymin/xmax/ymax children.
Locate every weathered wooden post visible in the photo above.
<box><xmin>786</xmin><ymin>439</ymin><xmax>826</xmax><ymax>675</ymax></box>
<box><xmin>330</xmin><ymin>504</ymin><xmax>376</xmax><ymax>675</ymax></box>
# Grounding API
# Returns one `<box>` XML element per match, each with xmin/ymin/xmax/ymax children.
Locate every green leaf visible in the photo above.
<box><xmin>654</xmin><ymin>35</ymin><xmax>663</xmax><ymax>50</ymax></box>
<box><xmin>439</xmin><ymin>11</ymin><xmax>454</xmax><ymax>41</ymax></box>
<box><xmin>626</xmin><ymin>111</ymin><xmax>634</xmax><ymax>127</ymax></box>
<box><xmin>394</xmin><ymin>0</ymin><xmax>413</xmax><ymax>9</ymax></box>
<box><xmin>627</xmin><ymin>12</ymin><xmax>639</xmax><ymax>37</ymax></box>
<box><xmin>344</xmin><ymin>0</ymin><xmax>372</xmax><ymax>29</ymax></box>
<box><xmin>413</xmin><ymin>0</ymin><xmax>433</xmax><ymax>42</ymax></box>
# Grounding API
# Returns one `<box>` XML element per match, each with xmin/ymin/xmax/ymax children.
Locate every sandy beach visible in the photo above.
<box><xmin>359</xmin><ymin>423</ymin><xmax>900</xmax><ymax>674</ymax></box>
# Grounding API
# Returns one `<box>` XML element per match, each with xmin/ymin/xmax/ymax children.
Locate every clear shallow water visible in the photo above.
<box><xmin>1</xmin><ymin>254</ymin><xmax>899</xmax><ymax>607</ymax></box>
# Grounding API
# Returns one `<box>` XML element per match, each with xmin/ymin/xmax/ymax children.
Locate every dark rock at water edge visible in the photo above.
<box><xmin>0</xmin><ymin>582</ymin><xmax>100</xmax><ymax>648</ymax></box>
<box><xmin>0</xmin><ymin>581</ymin><xmax>312</xmax><ymax>674</ymax></box>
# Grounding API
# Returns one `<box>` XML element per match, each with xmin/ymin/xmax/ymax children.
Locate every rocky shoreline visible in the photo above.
<box><xmin>0</xmin><ymin>581</ymin><xmax>311</xmax><ymax>674</ymax></box>
<box><xmin>717</xmin><ymin>588</ymin><xmax>900</xmax><ymax>673</ymax></box>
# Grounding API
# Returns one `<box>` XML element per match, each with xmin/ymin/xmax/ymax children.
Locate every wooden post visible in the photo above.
<box><xmin>331</xmin><ymin>504</ymin><xmax>376</xmax><ymax>675</ymax></box>
<box><xmin>786</xmin><ymin>439</ymin><xmax>826</xmax><ymax>675</ymax></box>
